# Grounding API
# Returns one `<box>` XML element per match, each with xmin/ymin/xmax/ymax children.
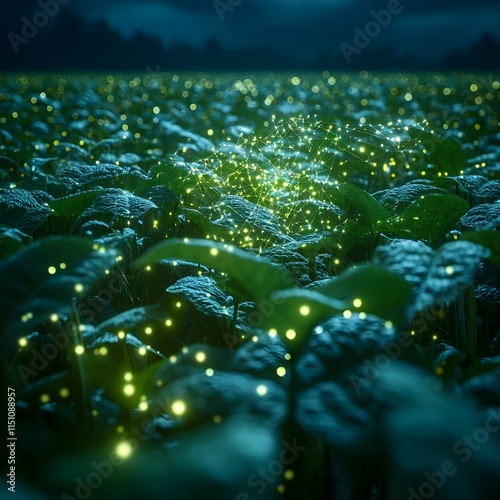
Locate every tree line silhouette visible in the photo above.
<box><xmin>1</xmin><ymin>9</ymin><xmax>499</xmax><ymax>72</ymax></box>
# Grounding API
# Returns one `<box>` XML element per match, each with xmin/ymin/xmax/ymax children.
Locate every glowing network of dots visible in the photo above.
<box><xmin>170</xmin><ymin>116</ymin><xmax>447</xmax><ymax>252</ymax></box>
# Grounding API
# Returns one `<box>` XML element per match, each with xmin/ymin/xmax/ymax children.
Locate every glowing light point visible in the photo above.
<box><xmin>256</xmin><ymin>384</ymin><xmax>268</xmax><ymax>396</ymax></box>
<box><xmin>353</xmin><ymin>298</ymin><xmax>362</xmax><ymax>308</ymax></box>
<box><xmin>123</xmin><ymin>384</ymin><xmax>135</xmax><ymax>396</ymax></box>
<box><xmin>48</xmin><ymin>266</ymin><xmax>57</xmax><ymax>275</ymax></box>
<box><xmin>445</xmin><ymin>266</ymin><xmax>454</xmax><ymax>275</ymax></box>
<box><xmin>116</xmin><ymin>442</ymin><xmax>133</xmax><ymax>459</ymax></box>
<box><xmin>210</xmin><ymin>247</ymin><xmax>219</xmax><ymax>256</ymax></box>
<box><xmin>285</xmin><ymin>329</ymin><xmax>297</xmax><ymax>340</ymax></box>
<box><xmin>343</xmin><ymin>310</ymin><xmax>352</xmax><ymax>319</ymax></box>
<box><xmin>195</xmin><ymin>351</ymin><xmax>206</xmax><ymax>363</ymax></box>
<box><xmin>74</xmin><ymin>345</ymin><xmax>85</xmax><ymax>355</ymax></box>
<box><xmin>171</xmin><ymin>400</ymin><xmax>186</xmax><ymax>416</ymax></box>
<box><xmin>299</xmin><ymin>305</ymin><xmax>310</xmax><ymax>316</ymax></box>
<box><xmin>277</xmin><ymin>367</ymin><xmax>287</xmax><ymax>377</ymax></box>
<box><xmin>74</xmin><ymin>283</ymin><xmax>84</xmax><ymax>293</ymax></box>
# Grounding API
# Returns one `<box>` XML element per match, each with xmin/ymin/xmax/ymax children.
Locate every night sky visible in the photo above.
<box><xmin>54</xmin><ymin>0</ymin><xmax>500</xmax><ymax>58</ymax></box>
<box><xmin>1</xmin><ymin>0</ymin><xmax>500</xmax><ymax>69</ymax></box>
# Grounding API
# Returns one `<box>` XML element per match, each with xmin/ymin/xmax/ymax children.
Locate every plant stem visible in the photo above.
<box><xmin>69</xmin><ymin>303</ymin><xmax>93</xmax><ymax>438</ymax></box>
<box><xmin>455</xmin><ymin>292</ymin><xmax>469</xmax><ymax>364</ymax></box>
<box><xmin>466</xmin><ymin>286</ymin><xmax>478</xmax><ymax>365</ymax></box>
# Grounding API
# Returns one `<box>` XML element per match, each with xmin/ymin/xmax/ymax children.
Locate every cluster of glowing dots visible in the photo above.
<box><xmin>176</xmin><ymin>117</ymin><xmax>433</xmax><ymax>250</ymax></box>
<box><xmin>122</xmin><ymin>372</ymin><xmax>135</xmax><ymax>396</ymax></box>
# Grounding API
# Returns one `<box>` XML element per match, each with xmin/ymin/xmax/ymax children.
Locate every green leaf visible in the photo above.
<box><xmin>95</xmin><ymin>305</ymin><xmax>163</xmax><ymax>336</ymax></box>
<box><xmin>461</xmin><ymin>231</ymin><xmax>500</xmax><ymax>267</ymax></box>
<box><xmin>474</xmin><ymin>261</ymin><xmax>500</xmax><ymax>304</ymax></box>
<box><xmin>48</xmin><ymin>189</ymin><xmax>103</xmax><ymax>218</ymax></box>
<box><xmin>278</xmin><ymin>199</ymin><xmax>345</xmax><ymax>233</ymax></box>
<box><xmin>0</xmin><ymin>188</ymin><xmax>52</xmax><ymax>233</ymax></box>
<box><xmin>460</xmin><ymin>204</ymin><xmax>500</xmax><ymax>231</ymax></box>
<box><xmin>296</xmin><ymin>314</ymin><xmax>397</xmax><ymax>385</ymax></box>
<box><xmin>150</xmin><ymin>160</ymin><xmax>217</xmax><ymax>196</ymax></box>
<box><xmin>424</xmin><ymin>343</ymin><xmax>465</xmax><ymax>381</ymax></box>
<box><xmin>475</xmin><ymin>180</ymin><xmax>500</xmax><ymax>204</ymax></box>
<box><xmin>167</xmin><ymin>276</ymin><xmax>233</xmax><ymax>318</ymax></box>
<box><xmin>94</xmin><ymin>228</ymin><xmax>136</xmax><ymax>252</ymax></box>
<box><xmin>413</xmin><ymin>241</ymin><xmax>490</xmax><ymax>314</ymax></box>
<box><xmin>155</xmin><ymin>371</ymin><xmax>286</xmax><ymax>427</ymax></box>
<box><xmin>326</xmin><ymin>183</ymin><xmax>391</xmax><ymax>229</ymax></box>
<box><xmin>53</xmin><ymin>415</ymin><xmax>281</xmax><ymax>499</ymax></box>
<box><xmin>296</xmin><ymin>379</ymin><xmax>378</xmax><ymax>455</ymax></box>
<box><xmin>182</xmin><ymin>207</ymin><xmax>242</xmax><ymax>242</ymax></box>
<box><xmin>263</xmin><ymin>288</ymin><xmax>345</xmax><ymax>346</ymax></box>
<box><xmin>0</xmin><ymin>227</ymin><xmax>33</xmax><ymax>259</ymax></box>
<box><xmin>460</xmin><ymin>359</ymin><xmax>500</xmax><ymax>402</ymax></box>
<box><xmin>0</xmin><ymin>237</ymin><xmax>119</xmax><ymax>343</ymax></box>
<box><xmin>376</xmin><ymin>183</ymin><xmax>448</xmax><ymax>213</ymax></box>
<box><xmin>408</xmin><ymin>127</ymin><xmax>467</xmax><ymax>174</ymax></box>
<box><xmin>374</xmin><ymin>239</ymin><xmax>490</xmax><ymax>315</ymax></box>
<box><xmin>55</xmin><ymin>163</ymin><xmax>124</xmax><ymax>187</ymax></box>
<box><xmin>315</xmin><ymin>264</ymin><xmax>413</xmax><ymax>325</ymax></box>
<box><xmin>382</xmin><ymin>367</ymin><xmax>498</xmax><ymax>500</ymax></box>
<box><xmin>138</xmin><ymin>184</ymin><xmax>179</xmax><ymax>205</ymax></box>
<box><xmin>373</xmin><ymin>239</ymin><xmax>434</xmax><ymax>290</ymax></box>
<box><xmin>132</xmin><ymin>238</ymin><xmax>292</xmax><ymax>301</ymax></box>
<box><xmin>84</xmin><ymin>188</ymin><xmax>158</xmax><ymax>219</ymax></box>
<box><xmin>451</xmin><ymin>175</ymin><xmax>488</xmax><ymax>197</ymax></box>
<box><xmin>321</xmin><ymin>219</ymin><xmax>373</xmax><ymax>256</ymax></box>
<box><xmin>210</xmin><ymin>195</ymin><xmax>288</xmax><ymax>244</ymax></box>
<box><xmin>380</xmin><ymin>194</ymin><xmax>469</xmax><ymax>244</ymax></box>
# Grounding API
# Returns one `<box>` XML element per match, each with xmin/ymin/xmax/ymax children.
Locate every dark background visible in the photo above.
<box><xmin>0</xmin><ymin>0</ymin><xmax>499</xmax><ymax>71</ymax></box>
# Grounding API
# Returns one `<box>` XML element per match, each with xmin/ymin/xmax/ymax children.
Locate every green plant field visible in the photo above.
<box><xmin>1</xmin><ymin>72</ymin><xmax>500</xmax><ymax>500</ymax></box>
